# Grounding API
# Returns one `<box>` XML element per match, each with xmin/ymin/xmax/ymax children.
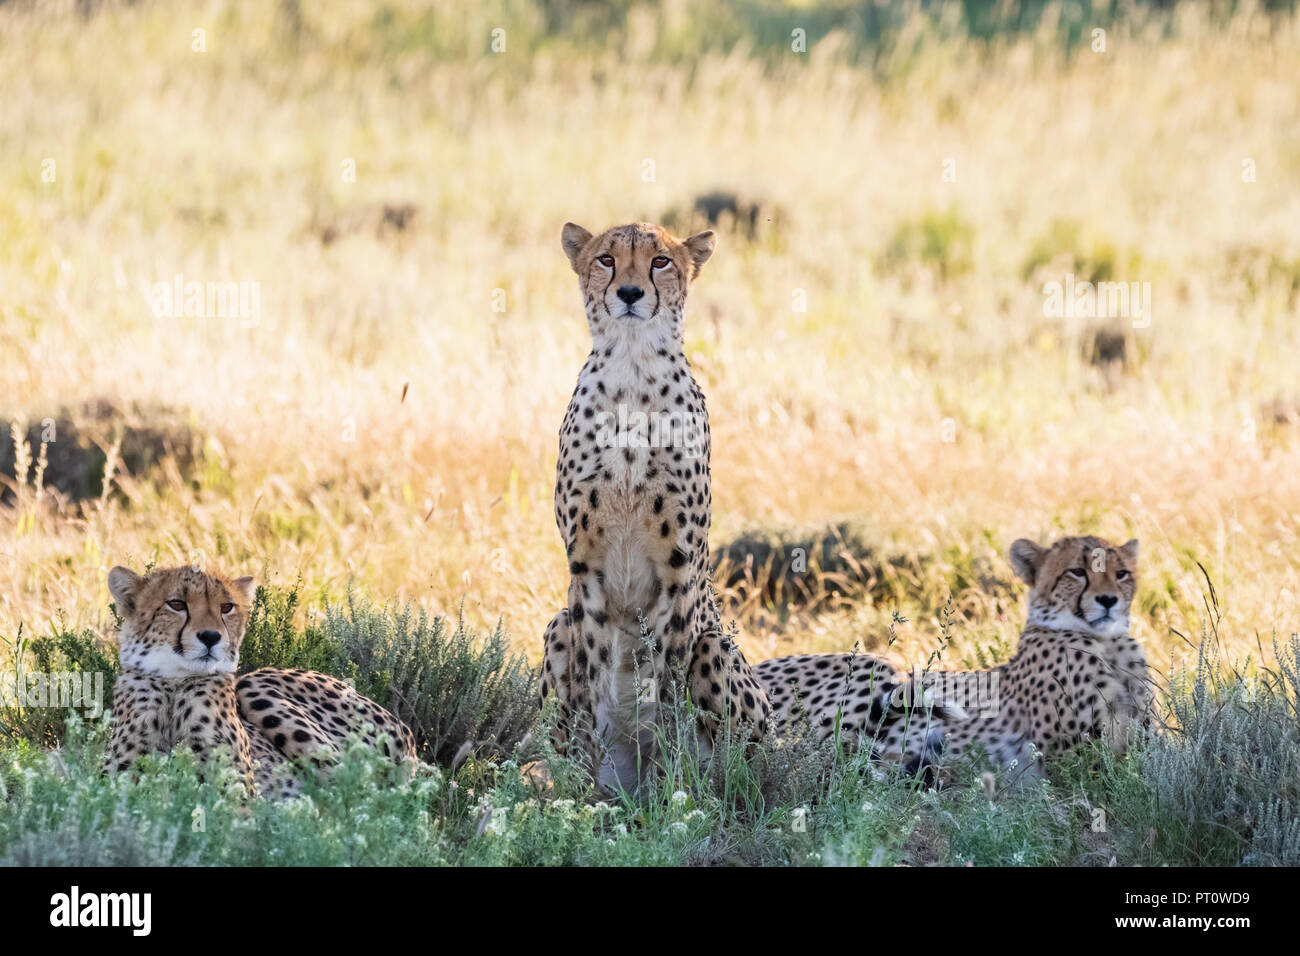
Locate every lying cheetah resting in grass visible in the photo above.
<box><xmin>539</xmin><ymin>221</ymin><xmax>771</xmax><ymax>792</ymax></box>
<box><xmin>755</xmin><ymin>535</ymin><xmax>1153</xmax><ymax>785</ymax></box>
<box><xmin>105</xmin><ymin>565</ymin><xmax>416</xmax><ymax>798</ymax></box>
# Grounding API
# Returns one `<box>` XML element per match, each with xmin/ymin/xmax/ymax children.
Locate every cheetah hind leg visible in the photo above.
<box><xmin>239</xmin><ymin>689</ymin><xmax>342</xmax><ymax>786</ymax></box>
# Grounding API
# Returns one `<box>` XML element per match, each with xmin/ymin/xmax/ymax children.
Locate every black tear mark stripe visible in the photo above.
<box><xmin>175</xmin><ymin>610</ymin><xmax>189</xmax><ymax>655</ymax></box>
<box><xmin>1074</xmin><ymin>547</ymin><xmax>1091</xmax><ymax>618</ymax></box>
<box><xmin>207</xmin><ymin>574</ymin><xmax>229</xmax><ymax>645</ymax></box>
<box><xmin>649</xmin><ymin>258</ymin><xmax>662</xmax><ymax>315</ymax></box>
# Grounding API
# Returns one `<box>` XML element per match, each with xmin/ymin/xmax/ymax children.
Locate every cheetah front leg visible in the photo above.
<box><xmin>1098</xmin><ymin>636</ymin><xmax>1153</xmax><ymax>755</ymax></box>
<box><xmin>563</xmin><ymin>568</ymin><xmax>620</xmax><ymax>776</ymax></box>
<box><xmin>105</xmin><ymin>671</ymin><xmax>167</xmax><ymax>774</ymax></box>
<box><xmin>168</xmin><ymin>676</ymin><xmax>257</xmax><ymax>788</ymax></box>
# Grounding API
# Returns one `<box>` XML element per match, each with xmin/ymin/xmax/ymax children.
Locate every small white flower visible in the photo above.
<box><xmin>671</xmin><ymin>790</ymin><xmax>688</xmax><ymax>806</ymax></box>
<box><xmin>485</xmin><ymin>806</ymin><xmax>509</xmax><ymax>836</ymax></box>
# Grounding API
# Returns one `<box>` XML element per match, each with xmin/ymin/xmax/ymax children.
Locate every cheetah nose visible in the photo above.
<box><xmin>1096</xmin><ymin>595</ymin><xmax>1118</xmax><ymax>610</ymax></box>
<box><xmin>196</xmin><ymin>630</ymin><xmax>221</xmax><ymax>648</ymax></box>
<box><xmin>616</xmin><ymin>285</ymin><xmax>645</xmax><ymax>305</ymax></box>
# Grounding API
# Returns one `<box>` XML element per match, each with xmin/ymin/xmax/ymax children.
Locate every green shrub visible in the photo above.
<box><xmin>319</xmin><ymin>590</ymin><xmax>540</xmax><ymax>766</ymax></box>
<box><xmin>1021</xmin><ymin>217</ymin><xmax>1142</xmax><ymax>284</ymax></box>
<box><xmin>1136</xmin><ymin>632</ymin><xmax>1300</xmax><ymax>865</ymax></box>
<box><xmin>238</xmin><ymin>579</ymin><xmax>341</xmax><ymax>674</ymax></box>
<box><xmin>884</xmin><ymin>207</ymin><xmax>975</xmax><ymax>280</ymax></box>
<box><xmin>0</xmin><ymin>716</ymin><xmax>447</xmax><ymax>866</ymax></box>
<box><xmin>0</xmin><ymin>622</ymin><xmax>118</xmax><ymax>750</ymax></box>
<box><xmin>241</xmin><ymin>582</ymin><xmax>541</xmax><ymax>766</ymax></box>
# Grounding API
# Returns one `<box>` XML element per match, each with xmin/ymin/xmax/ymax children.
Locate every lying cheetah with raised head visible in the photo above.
<box><xmin>540</xmin><ymin>221</ymin><xmax>770</xmax><ymax>791</ymax></box>
<box><xmin>106</xmin><ymin>564</ymin><xmax>416</xmax><ymax>797</ymax></box>
<box><xmin>756</xmin><ymin>535</ymin><xmax>1152</xmax><ymax>783</ymax></box>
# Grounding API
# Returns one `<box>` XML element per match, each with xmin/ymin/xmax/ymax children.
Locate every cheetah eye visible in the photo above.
<box><xmin>220</xmin><ymin>602</ymin><xmax>235</xmax><ymax>614</ymax></box>
<box><xmin>597</xmin><ymin>254</ymin><xmax>615</xmax><ymax>268</ymax></box>
<box><xmin>1115</xmin><ymin>569</ymin><xmax>1130</xmax><ymax>581</ymax></box>
<box><xmin>1068</xmin><ymin>568</ymin><xmax>1087</xmax><ymax>579</ymax></box>
<box><xmin>651</xmin><ymin>255</ymin><xmax>670</xmax><ymax>269</ymax></box>
<box><xmin>166</xmin><ymin>599</ymin><xmax>187</xmax><ymax>612</ymax></box>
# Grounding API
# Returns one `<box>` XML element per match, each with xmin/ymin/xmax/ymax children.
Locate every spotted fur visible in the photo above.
<box><xmin>105</xmin><ymin>565</ymin><xmax>415</xmax><ymax>798</ymax></box>
<box><xmin>539</xmin><ymin>221</ymin><xmax>770</xmax><ymax>791</ymax></box>
<box><xmin>756</xmin><ymin>535</ymin><xmax>1152</xmax><ymax>783</ymax></box>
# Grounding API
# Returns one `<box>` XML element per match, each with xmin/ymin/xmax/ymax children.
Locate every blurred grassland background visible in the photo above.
<box><xmin>2</xmin><ymin>0</ymin><xmax>1299</xmax><ymax>684</ymax></box>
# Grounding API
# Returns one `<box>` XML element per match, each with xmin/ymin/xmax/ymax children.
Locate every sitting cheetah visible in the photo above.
<box><xmin>540</xmin><ymin>221</ymin><xmax>770</xmax><ymax>791</ymax></box>
<box><xmin>105</xmin><ymin>564</ymin><xmax>416</xmax><ymax>797</ymax></box>
<box><xmin>756</xmin><ymin>535</ymin><xmax>1152</xmax><ymax>783</ymax></box>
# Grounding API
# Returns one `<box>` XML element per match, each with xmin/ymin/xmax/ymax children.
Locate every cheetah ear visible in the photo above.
<box><xmin>230</xmin><ymin>576</ymin><xmax>256</xmax><ymax>606</ymax></box>
<box><xmin>561</xmin><ymin>222</ymin><xmax>593</xmax><ymax>273</ymax></box>
<box><xmin>1009</xmin><ymin>539</ymin><xmax>1047</xmax><ymax>586</ymax></box>
<box><xmin>1119</xmin><ymin>538</ymin><xmax>1139</xmax><ymax>563</ymax></box>
<box><xmin>682</xmin><ymin>230</ymin><xmax>716</xmax><ymax>280</ymax></box>
<box><xmin>107</xmin><ymin>566</ymin><xmax>143</xmax><ymax>615</ymax></box>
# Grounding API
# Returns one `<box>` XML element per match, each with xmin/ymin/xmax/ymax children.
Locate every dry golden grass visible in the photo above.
<box><xmin>2</xmin><ymin>0</ymin><xmax>1298</xmax><ymax>683</ymax></box>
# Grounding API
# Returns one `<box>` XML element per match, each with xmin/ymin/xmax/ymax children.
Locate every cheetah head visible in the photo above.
<box><xmin>560</xmin><ymin>221</ymin><xmax>715</xmax><ymax>338</ymax></box>
<box><xmin>1009</xmin><ymin>535</ymin><xmax>1139</xmax><ymax>638</ymax></box>
<box><xmin>107</xmin><ymin>565</ymin><xmax>255</xmax><ymax>678</ymax></box>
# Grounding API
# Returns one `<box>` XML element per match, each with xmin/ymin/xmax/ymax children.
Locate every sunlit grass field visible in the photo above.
<box><xmin>1</xmin><ymin>0</ymin><xmax>1299</xmax><ymax>865</ymax></box>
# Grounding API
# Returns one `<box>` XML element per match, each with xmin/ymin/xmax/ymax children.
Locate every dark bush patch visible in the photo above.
<box><xmin>0</xmin><ymin>397</ymin><xmax>200</xmax><ymax>502</ymax></box>
<box><xmin>1261</xmin><ymin>395</ymin><xmax>1300</xmax><ymax>428</ymax></box>
<box><xmin>316</xmin><ymin>201</ymin><xmax>419</xmax><ymax>246</ymax></box>
<box><xmin>711</xmin><ymin>521</ymin><xmax>912</xmax><ymax>613</ymax></box>
<box><xmin>1085</xmin><ymin>322</ymin><xmax>1128</xmax><ymax>367</ymax></box>
<box><xmin>661</xmin><ymin>190</ymin><xmax>774</xmax><ymax>240</ymax></box>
